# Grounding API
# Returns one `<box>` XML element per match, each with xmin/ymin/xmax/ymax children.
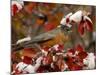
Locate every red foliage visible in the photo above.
<box><xmin>42</xmin><ymin>46</ymin><xmax>50</xmax><ymax>52</ymax></box>
<box><xmin>78</xmin><ymin>18</ymin><xmax>93</xmax><ymax>36</ymax></box>
<box><xmin>66</xmin><ymin>56</ymin><xmax>83</xmax><ymax>71</ymax></box>
<box><xmin>22</xmin><ymin>56</ymin><xmax>32</xmax><ymax>64</ymax></box>
<box><xmin>78</xmin><ymin>21</ymin><xmax>85</xmax><ymax>35</ymax></box>
<box><xmin>66</xmin><ymin>18</ymin><xmax>70</xmax><ymax>23</ymax></box>
<box><xmin>75</xmin><ymin>44</ymin><xmax>84</xmax><ymax>52</ymax></box>
<box><xmin>12</xmin><ymin>4</ymin><xmax>18</xmax><ymax>16</ymax></box>
<box><xmin>67</xmin><ymin>48</ymin><xmax>75</xmax><ymax>55</ymax></box>
<box><xmin>85</xmin><ymin>19</ymin><xmax>93</xmax><ymax>32</ymax></box>
<box><xmin>58</xmin><ymin>44</ymin><xmax>64</xmax><ymax>51</ymax></box>
<box><xmin>77</xmin><ymin>51</ymin><xmax>88</xmax><ymax>60</ymax></box>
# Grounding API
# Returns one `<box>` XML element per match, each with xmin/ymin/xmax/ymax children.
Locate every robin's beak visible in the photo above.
<box><xmin>61</xmin><ymin>24</ymin><xmax>72</xmax><ymax>32</ymax></box>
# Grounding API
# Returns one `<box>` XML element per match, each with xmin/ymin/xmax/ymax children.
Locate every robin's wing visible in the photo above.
<box><xmin>12</xmin><ymin>27</ymin><xmax>62</xmax><ymax>51</ymax></box>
